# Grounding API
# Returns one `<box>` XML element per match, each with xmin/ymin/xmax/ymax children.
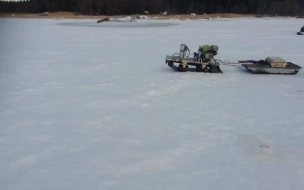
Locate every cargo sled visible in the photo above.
<box><xmin>240</xmin><ymin>57</ymin><xmax>302</xmax><ymax>74</ymax></box>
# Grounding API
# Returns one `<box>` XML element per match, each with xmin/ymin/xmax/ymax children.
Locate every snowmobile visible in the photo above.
<box><xmin>165</xmin><ymin>44</ymin><xmax>222</xmax><ymax>73</ymax></box>
<box><xmin>297</xmin><ymin>26</ymin><xmax>304</xmax><ymax>35</ymax></box>
<box><xmin>239</xmin><ymin>57</ymin><xmax>302</xmax><ymax>74</ymax></box>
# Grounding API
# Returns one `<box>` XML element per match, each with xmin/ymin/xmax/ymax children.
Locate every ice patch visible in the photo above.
<box><xmin>146</xmin><ymin>90</ymin><xmax>157</xmax><ymax>97</ymax></box>
<box><xmin>28</xmin><ymin>135</ymin><xmax>51</xmax><ymax>142</ymax></box>
<box><xmin>140</xmin><ymin>103</ymin><xmax>150</xmax><ymax>108</ymax></box>
<box><xmin>103</xmin><ymin>116</ymin><xmax>113</xmax><ymax>122</ymax></box>
<box><xmin>11</xmin><ymin>155</ymin><xmax>39</xmax><ymax>170</ymax></box>
<box><xmin>59</xmin><ymin>21</ymin><xmax>177</xmax><ymax>28</ymax></box>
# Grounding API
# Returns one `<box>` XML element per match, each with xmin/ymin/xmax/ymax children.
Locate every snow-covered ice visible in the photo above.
<box><xmin>0</xmin><ymin>18</ymin><xmax>304</xmax><ymax>190</ymax></box>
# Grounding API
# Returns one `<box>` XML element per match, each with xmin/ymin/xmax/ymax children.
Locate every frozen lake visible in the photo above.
<box><xmin>0</xmin><ymin>17</ymin><xmax>304</xmax><ymax>190</ymax></box>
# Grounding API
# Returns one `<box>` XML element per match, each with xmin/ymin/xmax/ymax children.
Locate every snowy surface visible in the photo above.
<box><xmin>0</xmin><ymin>18</ymin><xmax>304</xmax><ymax>190</ymax></box>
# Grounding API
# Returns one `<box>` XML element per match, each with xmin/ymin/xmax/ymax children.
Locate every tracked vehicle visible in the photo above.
<box><xmin>165</xmin><ymin>44</ymin><xmax>222</xmax><ymax>73</ymax></box>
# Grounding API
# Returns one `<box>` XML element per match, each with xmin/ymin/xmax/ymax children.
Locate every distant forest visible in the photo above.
<box><xmin>0</xmin><ymin>0</ymin><xmax>304</xmax><ymax>16</ymax></box>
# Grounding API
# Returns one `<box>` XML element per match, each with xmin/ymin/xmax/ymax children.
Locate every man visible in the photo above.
<box><xmin>297</xmin><ymin>26</ymin><xmax>304</xmax><ymax>35</ymax></box>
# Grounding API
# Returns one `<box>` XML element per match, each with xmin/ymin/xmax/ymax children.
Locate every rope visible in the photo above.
<box><xmin>218</xmin><ymin>60</ymin><xmax>244</xmax><ymax>67</ymax></box>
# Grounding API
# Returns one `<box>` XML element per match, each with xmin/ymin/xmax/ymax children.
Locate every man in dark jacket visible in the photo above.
<box><xmin>298</xmin><ymin>26</ymin><xmax>304</xmax><ymax>35</ymax></box>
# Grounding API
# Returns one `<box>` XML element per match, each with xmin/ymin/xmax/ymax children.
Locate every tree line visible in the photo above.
<box><xmin>0</xmin><ymin>0</ymin><xmax>303</xmax><ymax>16</ymax></box>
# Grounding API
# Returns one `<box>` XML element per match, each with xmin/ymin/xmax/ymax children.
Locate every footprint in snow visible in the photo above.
<box><xmin>259</xmin><ymin>143</ymin><xmax>270</xmax><ymax>149</ymax></box>
<box><xmin>237</xmin><ymin>135</ymin><xmax>274</xmax><ymax>160</ymax></box>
